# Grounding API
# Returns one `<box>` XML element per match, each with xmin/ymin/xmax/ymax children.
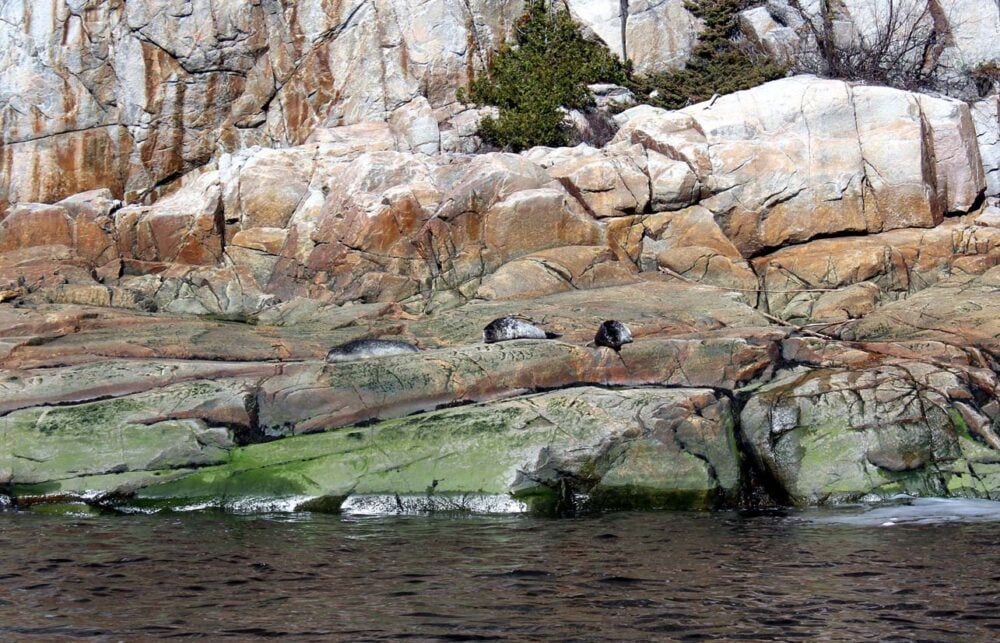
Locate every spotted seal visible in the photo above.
<box><xmin>594</xmin><ymin>320</ymin><xmax>633</xmax><ymax>352</ymax></box>
<box><xmin>482</xmin><ymin>317</ymin><xmax>561</xmax><ymax>344</ymax></box>
<box><xmin>325</xmin><ymin>339</ymin><xmax>420</xmax><ymax>363</ymax></box>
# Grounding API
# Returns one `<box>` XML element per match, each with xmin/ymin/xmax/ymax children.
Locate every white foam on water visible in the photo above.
<box><xmin>805</xmin><ymin>497</ymin><xmax>1000</xmax><ymax>527</ymax></box>
<box><xmin>340</xmin><ymin>493</ymin><xmax>529</xmax><ymax>516</ymax></box>
<box><xmin>223</xmin><ymin>496</ymin><xmax>317</xmax><ymax>514</ymax></box>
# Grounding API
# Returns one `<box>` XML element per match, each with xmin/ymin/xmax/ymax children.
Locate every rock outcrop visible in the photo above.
<box><xmin>18</xmin><ymin>386</ymin><xmax>741</xmax><ymax>513</ymax></box>
<box><xmin>0</xmin><ymin>0</ymin><xmax>710</xmax><ymax>210</ymax></box>
<box><xmin>614</xmin><ymin>77</ymin><xmax>986</xmax><ymax>255</ymax></box>
<box><xmin>3</xmin><ymin>74</ymin><xmax>1000</xmax><ymax>514</ymax></box>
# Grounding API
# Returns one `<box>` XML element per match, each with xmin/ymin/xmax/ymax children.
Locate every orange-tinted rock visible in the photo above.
<box><xmin>752</xmin><ymin>220</ymin><xmax>1000</xmax><ymax>322</ymax></box>
<box><xmin>477</xmin><ymin>246</ymin><xmax>638</xmax><ymax>300</ymax></box>
<box><xmin>119</xmin><ymin>172</ymin><xmax>224</xmax><ymax>266</ymax></box>
<box><xmin>0</xmin><ymin>204</ymin><xmax>73</xmax><ymax>251</ymax></box>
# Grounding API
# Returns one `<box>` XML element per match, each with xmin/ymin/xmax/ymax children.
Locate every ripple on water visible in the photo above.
<box><xmin>1</xmin><ymin>504</ymin><xmax>1000</xmax><ymax>639</ymax></box>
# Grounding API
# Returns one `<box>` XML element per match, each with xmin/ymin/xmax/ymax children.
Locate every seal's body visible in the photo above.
<box><xmin>325</xmin><ymin>339</ymin><xmax>420</xmax><ymax>363</ymax></box>
<box><xmin>595</xmin><ymin>320</ymin><xmax>633</xmax><ymax>351</ymax></box>
<box><xmin>482</xmin><ymin>317</ymin><xmax>561</xmax><ymax>344</ymax></box>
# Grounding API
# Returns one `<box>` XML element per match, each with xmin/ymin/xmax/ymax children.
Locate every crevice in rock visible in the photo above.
<box><xmin>748</xmin><ymin>225</ymin><xmax>909</xmax><ymax>261</ymax></box>
<box><xmin>719</xmin><ymin>387</ymin><xmax>791</xmax><ymax>510</ymax></box>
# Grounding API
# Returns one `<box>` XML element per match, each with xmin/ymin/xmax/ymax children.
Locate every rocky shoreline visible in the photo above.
<box><xmin>3</xmin><ymin>70</ymin><xmax>1000</xmax><ymax>514</ymax></box>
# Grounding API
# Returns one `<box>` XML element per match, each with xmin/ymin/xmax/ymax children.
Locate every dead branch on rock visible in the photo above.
<box><xmin>787</xmin><ymin>0</ymin><xmax>947</xmax><ymax>92</ymax></box>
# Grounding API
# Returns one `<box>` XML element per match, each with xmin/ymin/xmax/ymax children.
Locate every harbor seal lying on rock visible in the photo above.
<box><xmin>595</xmin><ymin>320</ymin><xmax>633</xmax><ymax>352</ymax></box>
<box><xmin>483</xmin><ymin>317</ymin><xmax>561</xmax><ymax>343</ymax></box>
<box><xmin>326</xmin><ymin>339</ymin><xmax>420</xmax><ymax>363</ymax></box>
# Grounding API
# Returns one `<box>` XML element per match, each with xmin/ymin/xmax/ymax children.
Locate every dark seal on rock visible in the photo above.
<box><xmin>595</xmin><ymin>320</ymin><xmax>633</xmax><ymax>351</ymax></box>
<box><xmin>483</xmin><ymin>317</ymin><xmax>561</xmax><ymax>343</ymax></box>
<box><xmin>326</xmin><ymin>339</ymin><xmax>420</xmax><ymax>363</ymax></box>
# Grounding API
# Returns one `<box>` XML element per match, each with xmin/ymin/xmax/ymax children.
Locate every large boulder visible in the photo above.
<box><xmin>527</xmin><ymin>143</ymin><xmax>651</xmax><ymax>218</ymax></box>
<box><xmin>742</xmin><ymin>361</ymin><xmax>1000</xmax><ymax>506</ymax></box>
<box><xmin>614</xmin><ymin>77</ymin><xmax>987</xmax><ymax>255</ymax></box>
<box><xmin>476</xmin><ymin>246</ymin><xmax>638</xmax><ymax>300</ymax></box>
<box><xmin>116</xmin><ymin>171</ymin><xmax>225</xmax><ymax>266</ymax></box>
<box><xmin>75</xmin><ymin>386</ymin><xmax>741</xmax><ymax>514</ymax></box>
<box><xmin>634</xmin><ymin>205</ymin><xmax>759</xmax><ymax>296</ymax></box>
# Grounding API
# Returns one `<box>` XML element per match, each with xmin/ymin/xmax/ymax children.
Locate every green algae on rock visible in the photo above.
<box><xmin>103</xmin><ymin>387</ymin><xmax>743</xmax><ymax>514</ymax></box>
<box><xmin>740</xmin><ymin>362</ymin><xmax>1000</xmax><ymax>506</ymax></box>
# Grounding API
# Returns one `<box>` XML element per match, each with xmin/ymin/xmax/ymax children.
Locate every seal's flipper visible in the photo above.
<box><xmin>545</xmin><ymin>331</ymin><xmax>562</xmax><ymax>339</ymax></box>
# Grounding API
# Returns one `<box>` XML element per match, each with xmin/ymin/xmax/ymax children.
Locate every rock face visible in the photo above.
<box><xmin>0</xmin><ymin>0</ymin><xmax>529</xmax><ymax>208</ymax></box>
<box><xmin>3</xmin><ymin>71</ymin><xmax>1000</xmax><ymax>513</ymax></box>
<box><xmin>5</xmin><ymin>0</ymin><xmax>1000</xmax><ymax>213</ymax></box>
<box><xmin>105</xmin><ymin>387</ymin><xmax>741</xmax><ymax>513</ymax></box>
<box><xmin>0</xmin><ymin>0</ymin><xmax>710</xmax><ymax>210</ymax></box>
<box><xmin>614</xmin><ymin>77</ymin><xmax>986</xmax><ymax>255</ymax></box>
<box><xmin>742</xmin><ymin>360</ymin><xmax>1000</xmax><ymax>506</ymax></box>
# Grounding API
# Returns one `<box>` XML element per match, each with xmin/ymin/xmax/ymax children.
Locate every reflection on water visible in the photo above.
<box><xmin>2</xmin><ymin>501</ymin><xmax>1000</xmax><ymax>640</ymax></box>
<box><xmin>806</xmin><ymin>497</ymin><xmax>1000</xmax><ymax>527</ymax></box>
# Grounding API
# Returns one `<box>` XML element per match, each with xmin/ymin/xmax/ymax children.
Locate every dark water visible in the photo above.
<box><xmin>3</xmin><ymin>500</ymin><xmax>1000</xmax><ymax>641</ymax></box>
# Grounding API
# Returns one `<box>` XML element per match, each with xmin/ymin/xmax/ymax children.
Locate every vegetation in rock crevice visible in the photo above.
<box><xmin>462</xmin><ymin>0</ymin><xmax>627</xmax><ymax>151</ymax></box>
<box><xmin>787</xmin><ymin>0</ymin><xmax>945</xmax><ymax>93</ymax></box>
<box><xmin>626</xmin><ymin>0</ymin><xmax>788</xmax><ymax>110</ymax></box>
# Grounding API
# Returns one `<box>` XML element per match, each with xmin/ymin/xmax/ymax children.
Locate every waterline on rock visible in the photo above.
<box><xmin>341</xmin><ymin>493</ymin><xmax>529</xmax><ymax>516</ymax></box>
<box><xmin>800</xmin><ymin>497</ymin><xmax>1000</xmax><ymax>527</ymax></box>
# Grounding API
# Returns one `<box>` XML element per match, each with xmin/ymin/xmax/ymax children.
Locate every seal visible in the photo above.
<box><xmin>482</xmin><ymin>317</ymin><xmax>561</xmax><ymax>343</ymax></box>
<box><xmin>325</xmin><ymin>339</ymin><xmax>420</xmax><ymax>363</ymax></box>
<box><xmin>594</xmin><ymin>320</ymin><xmax>633</xmax><ymax>351</ymax></box>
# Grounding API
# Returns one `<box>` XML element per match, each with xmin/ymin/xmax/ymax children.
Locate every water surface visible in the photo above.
<box><xmin>3</xmin><ymin>500</ymin><xmax>1000</xmax><ymax>640</ymax></box>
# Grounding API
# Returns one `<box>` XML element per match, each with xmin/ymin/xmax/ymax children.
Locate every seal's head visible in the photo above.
<box><xmin>594</xmin><ymin>320</ymin><xmax>633</xmax><ymax>351</ymax></box>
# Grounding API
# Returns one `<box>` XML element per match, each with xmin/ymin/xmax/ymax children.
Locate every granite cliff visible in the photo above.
<box><xmin>2</xmin><ymin>2</ymin><xmax>1000</xmax><ymax>514</ymax></box>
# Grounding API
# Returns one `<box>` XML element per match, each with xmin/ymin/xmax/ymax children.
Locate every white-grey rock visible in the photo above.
<box><xmin>738</xmin><ymin>6</ymin><xmax>802</xmax><ymax>64</ymax></box>
<box><xmin>566</xmin><ymin>0</ymin><xmax>702</xmax><ymax>74</ymax></box>
<box><xmin>389</xmin><ymin>97</ymin><xmax>442</xmax><ymax>155</ymax></box>
<box><xmin>615</xmin><ymin>76</ymin><xmax>985</xmax><ymax>255</ymax></box>
<box><xmin>973</xmin><ymin>96</ymin><xmax>1000</xmax><ymax>198</ymax></box>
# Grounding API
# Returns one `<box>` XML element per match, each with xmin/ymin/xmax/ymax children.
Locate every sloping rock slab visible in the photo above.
<box><xmin>116</xmin><ymin>387</ymin><xmax>741</xmax><ymax>514</ymax></box>
<box><xmin>259</xmin><ymin>333</ymin><xmax>780</xmax><ymax>435</ymax></box>
<box><xmin>753</xmin><ymin>221</ymin><xmax>1000</xmax><ymax>322</ymax></box>
<box><xmin>838</xmin><ymin>265</ymin><xmax>1000</xmax><ymax>357</ymax></box>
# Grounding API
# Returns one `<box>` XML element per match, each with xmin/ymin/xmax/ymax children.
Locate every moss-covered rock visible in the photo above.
<box><xmin>97</xmin><ymin>387</ymin><xmax>743</xmax><ymax>514</ymax></box>
<box><xmin>741</xmin><ymin>362</ymin><xmax>1000</xmax><ymax>506</ymax></box>
<box><xmin>1</xmin><ymin>380</ymin><xmax>247</xmax><ymax>494</ymax></box>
